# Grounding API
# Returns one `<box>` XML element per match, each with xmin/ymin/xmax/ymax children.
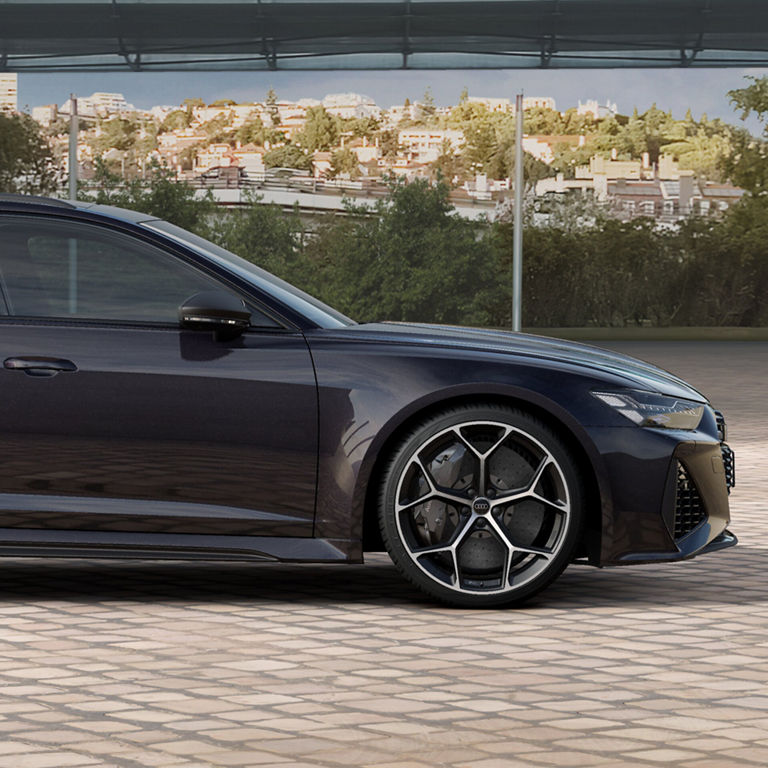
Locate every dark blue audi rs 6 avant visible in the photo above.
<box><xmin>0</xmin><ymin>194</ymin><xmax>736</xmax><ymax>606</ymax></box>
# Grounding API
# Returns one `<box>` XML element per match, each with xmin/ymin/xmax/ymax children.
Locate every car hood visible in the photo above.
<box><xmin>343</xmin><ymin>322</ymin><xmax>708</xmax><ymax>403</ymax></box>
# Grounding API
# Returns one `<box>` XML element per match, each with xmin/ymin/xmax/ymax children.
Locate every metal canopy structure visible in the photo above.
<box><xmin>1</xmin><ymin>0</ymin><xmax>768</xmax><ymax>72</ymax></box>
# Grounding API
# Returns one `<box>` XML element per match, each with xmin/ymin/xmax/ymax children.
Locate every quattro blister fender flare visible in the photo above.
<box><xmin>350</xmin><ymin>381</ymin><xmax>613</xmax><ymax>563</ymax></box>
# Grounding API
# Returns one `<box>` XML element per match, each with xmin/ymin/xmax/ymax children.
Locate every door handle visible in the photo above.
<box><xmin>4</xmin><ymin>357</ymin><xmax>78</xmax><ymax>376</ymax></box>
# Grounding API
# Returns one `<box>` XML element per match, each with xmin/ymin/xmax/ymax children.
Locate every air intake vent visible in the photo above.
<box><xmin>721</xmin><ymin>444</ymin><xmax>736</xmax><ymax>492</ymax></box>
<box><xmin>714</xmin><ymin>410</ymin><xmax>727</xmax><ymax>441</ymax></box>
<box><xmin>674</xmin><ymin>462</ymin><xmax>706</xmax><ymax>540</ymax></box>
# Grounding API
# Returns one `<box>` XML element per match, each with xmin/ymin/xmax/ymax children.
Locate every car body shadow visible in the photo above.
<box><xmin>0</xmin><ymin>548</ymin><xmax>761</xmax><ymax>609</ymax></box>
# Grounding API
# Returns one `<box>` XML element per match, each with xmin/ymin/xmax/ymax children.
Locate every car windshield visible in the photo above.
<box><xmin>143</xmin><ymin>220</ymin><xmax>355</xmax><ymax>329</ymax></box>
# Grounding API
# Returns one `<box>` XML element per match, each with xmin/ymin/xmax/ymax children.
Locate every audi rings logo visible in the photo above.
<box><xmin>472</xmin><ymin>497</ymin><xmax>491</xmax><ymax>514</ymax></box>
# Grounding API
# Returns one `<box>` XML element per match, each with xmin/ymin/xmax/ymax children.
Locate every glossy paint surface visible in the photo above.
<box><xmin>0</xmin><ymin>323</ymin><xmax>317</xmax><ymax>536</ymax></box>
<box><xmin>305</xmin><ymin>326</ymin><xmax>728</xmax><ymax>564</ymax></box>
<box><xmin>0</xmin><ymin>197</ymin><xmax>733</xmax><ymax>566</ymax></box>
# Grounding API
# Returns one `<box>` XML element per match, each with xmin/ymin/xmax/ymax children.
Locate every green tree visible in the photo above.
<box><xmin>297</xmin><ymin>106</ymin><xmax>338</xmax><ymax>152</ymax></box>
<box><xmin>722</xmin><ymin>76</ymin><xmax>768</xmax><ymax>194</ymax></box>
<box><xmin>0</xmin><ymin>112</ymin><xmax>57</xmax><ymax>194</ymax></box>
<box><xmin>549</xmin><ymin>139</ymin><xmax>599</xmax><ymax>178</ymax></box>
<box><xmin>420</xmin><ymin>87</ymin><xmax>437</xmax><ymax>122</ymax></box>
<box><xmin>430</xmin><ymin>138</ymin><xmax>467</xmax><ymax>184</ymax></box>
<box><xmin>523</xmin><ymin>107</ymin><xmax>563</xmax><ymax>135</ymax></box>
<box><xmin>199</xmin><ymin>113</ymin><xmax>232</xmax><ymax>142</ymax></box>
<box><xmin>91</xmin><ymin>116</ymin><xmax>138</xmax><ymax>154</ymax></box>
<box><xmin>263</xmin><ymin>144</ymin><xmax>313</xmax><ymax>171</ymax></box>
<box><xmin>378</xmin><ymin>129</ymin><xmax>399</xmax><ymax>160</ymax></box>
<box><xmin>329</xmin><ymin>147</ymin><xmax>360</xmax><ymax>178</ymax></box>
<box><xmin>486</xmin><ymin>139</ymin><xmax>552</xmax><ymax>186</ymax></box>
<box><xmin>208</xmin><ymin>193</ymin><xmax>310</xmax><ymax>279</ymax></box>
<box><xmin>265</xmin><ymin>88</ymin><xmax>280</xmax><ymax>127</ymax></box>
<box><xmin>235</xmin><ymin>114</ymin><xmax>267</xmax><ymax>146</ymax></box>
<box><xmin>462</xmin><ymin>119</ymin><xmax>497</xmax><ymax>173</ymax></box>
<box><xmin>339</xmin><ymin>115</ymin><xmax>380</xmax><ymax>140</ymax></box>
<box><xmin>82</xmin><ymin>160</ymin><xmax>216</xmax><ymax>234</ymax></box>
<box><xmin>662</xmin><ymin>129</ymin><xmax>731</xmax><ymax>181</ymax></box>
<box><xmin>159</xmin><ymin>109</ymin><xmax>191</xmax><ymax>133</ymax></box>
<box><xmin>305</xmin><ymin>179</ymin><xmax>496</xmax><ymax>324</ymax></box>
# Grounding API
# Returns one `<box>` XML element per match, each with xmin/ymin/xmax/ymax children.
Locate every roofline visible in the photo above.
<box><xmin>0</xmin><ymin>194</ymin><xmax>77</xmax><ymax>210</ymax></box>
<box><xmin>0</xmin><ymin>195</ymin><xmax>158</xmax><ymax>225</ymax></box>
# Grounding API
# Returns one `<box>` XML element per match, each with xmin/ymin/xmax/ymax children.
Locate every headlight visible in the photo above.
<box><xmin>592</xmin><ymin>391</ymin><xmax>705</xmax><ymax>430</ymax></box>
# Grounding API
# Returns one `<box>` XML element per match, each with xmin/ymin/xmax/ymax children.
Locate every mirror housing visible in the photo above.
<box><xmin>179</xmin><ymin>290</ymin><xmax>251</xmax><ymax>339</ymax></box>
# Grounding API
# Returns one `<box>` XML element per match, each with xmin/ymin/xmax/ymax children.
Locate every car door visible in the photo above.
<box><xmin>0</xmin><ymin>213</ymin><xmax>317</xmax><ymax>538</ymax></box>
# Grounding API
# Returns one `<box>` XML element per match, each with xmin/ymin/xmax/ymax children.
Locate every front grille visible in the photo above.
<box><xmin>722</xmin><ymin>443</ymin><xmax>736</xmax><ymax>492</ymax></box>
<box><xmin>674</xmin><ymin>462</ymin><xmax>706</xmax><ymax>540</ymax></box>
<box><xmin>714</xmin><ymin>409</ymin><xmax>735</xmax><ymax>493</ymax></box>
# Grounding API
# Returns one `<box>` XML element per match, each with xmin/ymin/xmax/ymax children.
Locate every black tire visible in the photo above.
<box><xmin>379</xmin><ymin>403</ymin><xmax>585</xmax><ymax>608</ymax></box>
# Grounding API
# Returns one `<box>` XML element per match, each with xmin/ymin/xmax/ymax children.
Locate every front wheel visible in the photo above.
<box><xmin>379</xmin><ymin>404</ymin><xmax>585</xmax><ymax>608</ymax></box>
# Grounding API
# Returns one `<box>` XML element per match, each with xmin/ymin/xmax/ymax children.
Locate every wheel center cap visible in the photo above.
<box><xmin>472</xmin><ymin>497</ymin><xmax>491</xmax><ymax>515</ymax></box>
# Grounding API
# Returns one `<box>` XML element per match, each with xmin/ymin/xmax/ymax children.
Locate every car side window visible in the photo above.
<box><xmin>0</xmin><ymin>216</ymin><xmax>278</xmax><ymax>327</ymax></box>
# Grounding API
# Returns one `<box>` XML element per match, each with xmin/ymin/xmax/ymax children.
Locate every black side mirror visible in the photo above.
<box><xmin>179</xmin><ymin>290</ymin><xmax>251</xmax><ymax>339</ymax></box>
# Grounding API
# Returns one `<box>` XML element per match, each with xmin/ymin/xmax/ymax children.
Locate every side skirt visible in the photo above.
<box><xmin>0</xmin><ymin>528</ymin><xmax>356</xmax><ymax>563</ymax></box>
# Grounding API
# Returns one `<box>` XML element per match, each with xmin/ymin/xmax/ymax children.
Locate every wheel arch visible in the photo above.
<box><xmin>359</xmin><ymin>387</ymin><xmax>610</xmax><ymax>565</ymax></box>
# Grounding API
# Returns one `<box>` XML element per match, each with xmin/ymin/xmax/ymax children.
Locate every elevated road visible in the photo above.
<box><xmin>194</xmin><ymin>179</ymin><xmax>500</xmax><ymax>221</ymax></box>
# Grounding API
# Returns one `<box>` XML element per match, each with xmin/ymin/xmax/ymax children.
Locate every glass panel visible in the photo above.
<box><xmin>145</xmin><ymin>220</ymin><xmax>354</xmax><ymax>328</ymax></box>
<box><xmin>0</xmin><ymin>216</ymin><xmax>274</xmax><ymax>326</ymax></box>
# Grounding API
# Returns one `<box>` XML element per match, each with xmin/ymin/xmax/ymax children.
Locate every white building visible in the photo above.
<box><xmin>91</xmin><ymin>92</ymin><xmax>134</xmax><ymax>113</ymax></box>
<box><xmin>60</xmin><ymin>92</ymin><xmax>134</xmax><ymax>118</ymax></box>
<box><xmin>577</xmin><ymin>99</ymin><xmax>619</xmax><ymax>120</ymax></box>
<box><xmin>32</xmin><ymin>104</ymin><xmax>58</xmax><ymax>126</ymax></box>
<box><xmin>398</xmin><ymin>129</ymin><xmax>464</xmax><ymax>163</ymax></box>
<box><xmin>0</xmin><ymin>73</ymin><xmax>18</xmax><ymax>113</ymax></box>
<box><xmin>150</xmin><ymin>105</ymin><xmax>178</xmax><ymax>121</ymax></box>
<box><xmin>523</xmin><ymin>96</ymin><xmax>556</xmax><ymax>111</ymax></box>
<box><xmin>467</xmin><ymin>96</ymin><xmax>512</xmax><ymax>113</ymax></box>
<box><xmin>385</xmin><ymin>102</ymin><xmax>421</xmax><ymax>126</ymax></box>
<box><xmin>231</xmin><ymin>144</ymin><xmax>266</xmax><ymax>180</ymax></box>
<box><xmin>322</xmin><ymin>93</ymin><xmax>380</xmax><ymax>119</ymax></box>
<box><xmin>191</xmin><ymin>104</ymin><xmax>258</xmax><ymax>126</ymax></box>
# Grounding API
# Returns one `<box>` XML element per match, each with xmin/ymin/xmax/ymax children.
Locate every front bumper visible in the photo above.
<box><xmin>588</xmin><ymin>416</ymin><xmax>735</xmax><ymax>565</ymax></box>
<box><xmin>698</xmin><ymin>529</ymin><xmax>738</xmax><ymax>555</ymax></box>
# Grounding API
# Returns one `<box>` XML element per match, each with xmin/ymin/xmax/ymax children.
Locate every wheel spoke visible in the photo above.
<box><xmin>395</xmin><ymin>493</ymin><xmax>432</xmax><ymax>513</ymax></box>
<box><xmin>451</xmin><ymin>426</ymin><xmax>515</xmax><ymax>497</ymax></box>
<box><xmin>486</xmin><ymin>514</ymin><xmax>554</xmax><ymax>564</ymax></box>
<box><xmin>482</xmin><ymin>426</ymin><xmax>514</xmax><ymax>458</ymax></box>
<box><xmin>412</xmin><ymin>511</ymin><xmax>475</xmax><ymax>586</ymax></box>
<box><xmin>412</xmin><ymin>542</ymin><xmax>452</xmax><ymax>556</ymax></box>
<box><xmin>413</xmin><ymin>456</ymin><xmax>437</xmax><ymax>492</ymax></box>
<box><xmin>412</xmin><ymin>454</ymin><xmax>473</xmax><ymax>505</ymax></box>
<box><xmin>451</xmin><ymin>427</ymin><xmax>482</xmax><ymax>458</ymax></box>
<box><xmin>513</xmin><ymin>543</ymin><xmax>554</xmax><ymax>560</ymax></box>
<box><xmin>413</xmin><ymin>511</ymin><xmax>474</xmax><ymax>553</ymax></box>
<box><xmin>527</xmin><ymin>492</ymin><xmax>568</xmax><ymax>514</ymax></box>
<box><xmin>527</xmin><ymin>455</ymin><xmax>553</xmax><ymax>493</ymax></box>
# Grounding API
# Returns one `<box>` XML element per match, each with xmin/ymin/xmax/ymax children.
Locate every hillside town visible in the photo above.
<box><xmin>1</xmin><ymin>73</ymin><xmax>745</xmax><ymax>221</ymax></box>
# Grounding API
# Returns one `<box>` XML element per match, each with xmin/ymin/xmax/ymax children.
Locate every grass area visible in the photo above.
<box><xmin>526</xmin><ymin>327</ymin><xmax>768</xmax><ymax>341</ymax></box>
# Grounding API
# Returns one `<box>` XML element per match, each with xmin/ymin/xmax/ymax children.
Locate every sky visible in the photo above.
<box><xmin>15</xmin><ymin>67</ymin><xmax>768</xmax><ymax>133</ymax></box>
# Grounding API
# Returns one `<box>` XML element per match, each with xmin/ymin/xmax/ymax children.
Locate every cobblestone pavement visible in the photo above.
<box><xmin>0</xmin><ymin>342</ymin><xmax>765</xmax><ymax>768</ymax></box>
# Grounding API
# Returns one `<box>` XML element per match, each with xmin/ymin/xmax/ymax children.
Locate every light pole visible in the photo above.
<box><xmin>512</xmin><ymin>91</ymin><xmax>524</xmax><ymax>333</ymax></box>
<box><xmin>68</xmin><ymin>93</ymin><xmax>78</xmax><ymax>201</ymax></box>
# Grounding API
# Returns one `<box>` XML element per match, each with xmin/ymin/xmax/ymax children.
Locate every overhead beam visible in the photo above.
<box><xmin>1</xmin><ymin>0</ymin><xmax>768</xmax><ymax>71</ymax></box>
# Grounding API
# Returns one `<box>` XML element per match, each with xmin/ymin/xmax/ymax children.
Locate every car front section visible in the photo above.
<box><xmin>585</xmin><ymin>401</ymin><xmax>736</xmax><ymax>566</ymax></box>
